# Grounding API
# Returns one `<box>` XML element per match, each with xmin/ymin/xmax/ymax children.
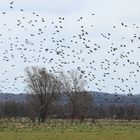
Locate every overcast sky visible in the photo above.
<box><xmin>0</xmin><ymin>0</ymin><xmax>140</xmax><ymax>94</ymax></box>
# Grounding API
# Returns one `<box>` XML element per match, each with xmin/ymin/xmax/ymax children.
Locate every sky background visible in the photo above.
<box><xmin>0</xmin><ymin>0</ymin><xmax>140</xmax><ymax>94</ymax></box>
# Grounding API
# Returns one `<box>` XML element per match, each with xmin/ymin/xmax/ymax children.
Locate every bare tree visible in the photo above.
<box><xmin>25</xmin><ymin>66</ymin><xmax>64</xmax><ymax>123</ymax></box>
<box><xmin>59</xmin><ymin>70</ymin><xmax>93</xmax><ymax>121</ymax></box>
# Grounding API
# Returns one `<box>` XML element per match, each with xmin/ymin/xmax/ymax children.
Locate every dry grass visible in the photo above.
<box><xmin>0</xmin><ymin>118</ymin><xmax>140</xmax><ymax>140</ymax></box>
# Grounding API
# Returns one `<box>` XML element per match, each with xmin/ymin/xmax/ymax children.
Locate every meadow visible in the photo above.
<box><xmin>0</xmin><ymin>118</ymin><xmax>140</xmax><ymax>140</ymax></box>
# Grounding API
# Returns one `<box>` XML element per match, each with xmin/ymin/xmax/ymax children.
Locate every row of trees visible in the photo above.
<box><xmin>0</xmin><ymin>100</ymin><xmax>140</xmax><ymax>121</ymax></box>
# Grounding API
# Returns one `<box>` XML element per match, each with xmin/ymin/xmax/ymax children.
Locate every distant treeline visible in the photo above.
<box><xmin>0</xmin><ymin>94</ymin><xmax>140</xmax><ymax>120</ymax></box>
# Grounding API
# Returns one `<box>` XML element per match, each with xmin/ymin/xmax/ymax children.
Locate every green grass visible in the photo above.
<box><xmin>0</xmin><ymin>119</ymin><xmax>140</xmax><ymax>140</ymax></box>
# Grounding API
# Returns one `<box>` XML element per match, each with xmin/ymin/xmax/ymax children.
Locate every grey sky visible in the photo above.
<box><xmin>0</xmin><ymin>0</ymin><xmax>140</xmax><ymax>94</ymax></box>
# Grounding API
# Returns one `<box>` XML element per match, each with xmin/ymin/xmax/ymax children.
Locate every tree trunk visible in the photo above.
<box><xmin>38</xmin><ymin>108</ymin><xmax>47</xmax><ymax>123</ymax></box>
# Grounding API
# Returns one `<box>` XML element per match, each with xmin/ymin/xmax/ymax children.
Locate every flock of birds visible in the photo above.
<box><xmin>0</xmin><ymin>1</ymin><xmax>140</xmax><ymax>96</ymax></box>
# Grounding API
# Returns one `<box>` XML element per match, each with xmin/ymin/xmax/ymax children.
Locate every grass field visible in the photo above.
<box><xmin>0</xmin><ymin>119</ymin><xmax>140</xmax><ymax>140</ymax></box>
